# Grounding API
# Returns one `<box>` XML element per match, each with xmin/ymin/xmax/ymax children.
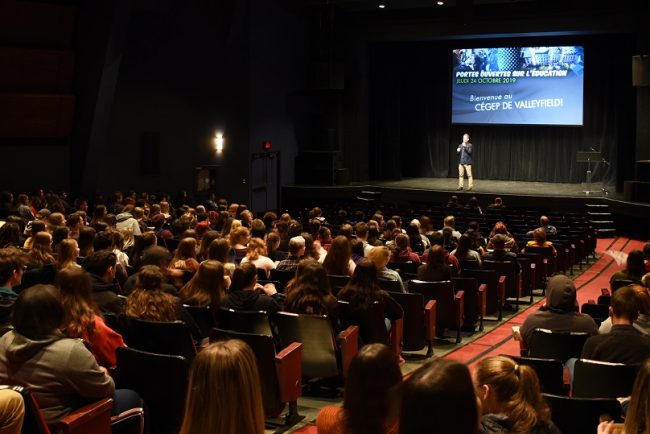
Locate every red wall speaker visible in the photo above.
<box><xmin>632</xmin><ymin>55</ymin><xmax>650</xmax><ymax>86</ymax></box>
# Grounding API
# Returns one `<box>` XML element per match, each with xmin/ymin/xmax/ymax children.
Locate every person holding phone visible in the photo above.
<box><xmin>457</xmin><ymin>133</ymin><xmax>474</xmax><ymax>191</ymax></box>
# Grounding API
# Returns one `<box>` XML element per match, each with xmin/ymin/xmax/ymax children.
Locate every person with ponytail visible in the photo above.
<box><xmin>474</xmin><ymin>355</ymin><xmax>560</xmax><ymax>434</ymax></box>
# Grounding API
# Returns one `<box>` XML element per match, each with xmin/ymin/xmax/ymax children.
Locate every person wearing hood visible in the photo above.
<box><xmin>0</xmin><ymin>247</ymin><xmax>26</xmax><ymax>328</ymax></box>
<box><xmin>115</xmin><ymin>206</ymin><xmax>141</xmax><ymax>251</ymax></box>
<box><xmin>519</xmin><ymin>275</ymin><xmax>598</xmax><ymax>347</ymax></box>
<box><xmin>221</xmin><ymin>262</ymin><xmax>283</xmax><ymax>314</ymax></box>
<box><xmin>0</xmin><ymin>285</ymin><xmax>115</xmax><ymax>426</ymax></box>
<box><xmin>81</xmin><ymin>251</ymin><xmax>124</xmax><ymax>314</ymax></box>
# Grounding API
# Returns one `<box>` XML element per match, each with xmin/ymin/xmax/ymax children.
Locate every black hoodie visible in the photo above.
<box><xmin>221</xmin><ymin>289</ymin><xmax>284</xmax><ymax>314</ymax></box>
<box><xmin>88</xmin><ymin>273</ymin><xmax>124</xmax><ymax>314</ymax></box>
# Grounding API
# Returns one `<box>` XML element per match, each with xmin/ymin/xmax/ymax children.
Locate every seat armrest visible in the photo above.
<box><xmin>425</xmin><ymin>300</ymin><xmax>437</xmax><ymax>340</ymax></box>
<box><xmin>478</xmin><ymin>284</ymin><xmax>487</xmax><ymax>316</ymax></box>
<box><xmin>275</xmin><ymin>342</ymin><xmax>303</xmax><ymax>403</ymax></box>
<box><xmin>497</xmin><ymin>276</ymin><xmax>506</xmax><ymax>305</ymax></box>
<box><xmin>389</xmin><ymin>318</ymin><xmax>403</xmax><ymax>358</ymax></box>
<box><xmin>454</xmin><ymin>290</ymin><xmax>465</xmax><ymax>325</ymax></box>
<box><xmin>338</xmin><ymin>325</ymin><xmax>359</xmax><ymax>378</ymax></box>
<box><xmin>58</xmin><ymin>398</ymin><xmax>113</xmax><ymax>434</ymax></box>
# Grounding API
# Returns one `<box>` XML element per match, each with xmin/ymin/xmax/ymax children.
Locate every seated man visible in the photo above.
<box><xmin>581</xmin><ymin>286</ymin><xmax>650</xmax><ymax>364</ymax></box>
<box><xmin>526</xmin><ymin>215</ymin><xmax>558</xmax><ymax>237</ymax></box>
<box><xmin>82</xmin><ymin>251</ymin><xmax>124</xmax><ymax>314</ymax></box>
<box><xmin>276</xmin><ymin>236</ymin><xmax>305</xmax><ymax>273</ymax></box>
<box><xmin>482</xmin><ymin>234</ymin><xmax>521</xmax><ymax>272</ymax></box>
<box><xmin>519</xmin><ymin>275</ymin><xmax>598</xmax><ymax>347</ymax></box>
<box><xmin>0</xmin><ymin>247</ymin><xmax>26</xmax><ymax>326</ymax></box>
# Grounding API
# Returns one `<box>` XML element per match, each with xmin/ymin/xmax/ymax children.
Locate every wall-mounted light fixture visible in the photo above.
<box><xmin>214</xmin><ymin>132</ymin><xmax>224</xmax><ymax>153</ymax></box>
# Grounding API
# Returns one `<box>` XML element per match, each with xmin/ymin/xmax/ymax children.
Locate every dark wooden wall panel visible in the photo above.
<box><xmin>0</xmin><ymin>94</ymin><xmax>75</xmax><ymax>137</ymax></box>
<box><xmin>0</xmin><ymin>48</ymin><xmax>74</xmax><ymax>92</ymax></box>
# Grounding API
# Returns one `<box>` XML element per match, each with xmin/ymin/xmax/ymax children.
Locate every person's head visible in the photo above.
<box><xmin>179</xmin><ymin>339</ymin><xmax>264</xmax><ymax>434</ymax></box>
<box><xmin>175</xmin><ymin>237</ymin><xmax>198</xmax><ymax>260</ymax></box>
<box><xmin>0</xmin><ymin>247</ymin><xmax>26</xmax><ymax>288</ymax></box>
<box><xmin>368</xmin><ymin>246</ymin><xmax>391</xmax><ymax>269</ymax></box>
<box><xmin>355</xmin><ymin>222</ymin><xmax>369</xmax><ymax>241</ymax></box>
<box><xmin>491</xmin><ymin>221</ymin><xmax>508</xmax><ymax>235</ymax></box>
<box><xmin>11</xmin><ymin>284</ymin><xmax>64</xmax><ymax>340</ymax></box>
<box><xmin>624</xmin><ymin>358</ymin><xmax>650</xmax><ymax>434</ymax></box>
<box><xmin>291</xmin><ymin>260</ymin><xmax>331</xmax><ymax>296</ymax></box>
<box><xmin>456</xmin><ymin>234</ymin><xmax>472</xmax><ymax>256</ymax></box>
<box><xmin>444</xmin><ymin>215</ymin><xmax>456</xmax><ymax>228</ymax></box>
<box><xmin>56</xmin><ymin>267</ymin><xmax>97</xmax><ymax>338</ymax></box>
<box><xmin>611</xmin><ymin>286</ymin><xmax>640</xmax><ymax>323</ymax></box>
<box><xmin>343</xmin><ymin>344</ymin><xmax>402</xmax><ymax>434</ymax></box>
<box><xmin>544</xmin><ymin>275</ymin><xmax>578</xmax><ymax>313</ymax></box>
<box><xmin>532</xmin><ymin>228</ymin><xmax>547</xmax><ymax>244</ymax></box>
<box><xmin>322</xmin><ymin>236</ymin><xmax>352</xmax><ymax>275</ymax></box>
<box><xmin>399</xmin><ymin>358</ymin><xmax>478</xmax><ymax>434</ymax></box>
<box><xmin>140</xmin><ymin>245</ymin><xmax>172</xmax><ymax>269</ymax></box>
<box><xmin>448</xmin><ymin>195</ymin><xmax>458</xmax><ymax>206</ymax></box>
<box><xmin>229</xmin><ymin>227</ymin><xmax>250</xmax><ymax>247</ymax></box>
<box><xmin>208</xmin><ymin>238</ymin><xmax>231</xmax><ymax>264</ymax></box>
<box><xmin>265</xmin><ymin>231</ymin><xmax>280</xmax><ymax>254</ymax></box>
<box><xmin>463</xmin><ymin>133</ymin><xmax>470</xmax><ymax>143</ymax></box>
<box><xmin>32</xmin><ymin>231</ymin><xmax>52</xmax><ymax>252</ymax></box>
<box><xmin>395</xmin><ymin>233</ymin><xmax>409</xmax><ymax>251</ymax></box>
<box><xmin>490</xmin><ymin>233</ymin><xmax>507</xmax><ymax>251</ymax></box>
<box><xmin>626</xmin><ymin>250</ymin><xmax>646</xmax><ymax>277</ymax></box>
<box><xmin>230</xmin><ymin>262</ymin><xmax>258</xmax><ymax>292</ymax></box>
<box><xmin>285</xmin><ymin>260</ymin><xmax>333</xmax><ymax>315</ymax></box>
<box><xmin>126</xmin><ymin>265</ymin><xmax>178</xmax><ymax>322</ymax></box>
<box><xmin>198</xmin><ymin>231</ymin><xmax>221</xmax><ymax>257</ymax></box>
<box><xmin>540</xmin><ymin>215</ymin><xmax>550</xmax><ymax>226</ymax></box>
<box><xmin>426</xmin><ymin>245</ymin><xmax>445</xmax><ymax>267</ymax></box>
<box><xmin>288</xmin><ymin>235</ymin><xmax>306</xmax><ymax>257</ymax></box>
<box><xmin>135</xmin><ymin>265</ymin><xmax>164</xmax><ymax>291</ymax></box>
<box><xmin>82</xmin><ymin>250</ymin><xmax>118</xmax><ymax>280</ymax></box>
<box><xmin>0</xmin><ymin>222</ymin><xmax>21</xmax><ymax>248</ymax></box>
<box><xmin>493</xmin><ymin>197</ymin><xmax>503</xmax><ymax>207</ymax></box>
<box><xmin>474</xmin><ymin>355</ymin><xmax>551</xmax><ymax>433</ymax></box>
<box><xmin>56</xmin><ymin>238</ymin><xmax>79</xmax><ymax>269</ymax></box>
<box><xmin>250</xmin><ymin>219</ymin><xmax>266</xmax><ymax>239</ymax></box>
<box><xmin>467</xmin><ymin>196</ymin><xmax>479</xmax><ymax>208</ymax></box>
<box><xmin>179</xmin><ymin>260</ymin><xmax>226</xmax><ymax>307</ymax></box>
<box><xmin>246</xmin><ymin>237</ymin><xmax>267</xmax><ymax>261</ymax></box>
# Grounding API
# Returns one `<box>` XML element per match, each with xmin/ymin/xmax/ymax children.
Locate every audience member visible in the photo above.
<box><xmin>523</xmin><ymin>228</ymin><xmax>557</xmax><ymax>256</ymax></box>
<box><xmin>483</xmin><ymin>234</ymin><xmax>521</xmax><ymax>271</ymax></box>
<box><xmin>179</xmin><ymin>340</ymin><xmax>265</xmax><ymax>434</ymax></box>
<box><xmin>82</xmin><ymin>251</ymin><xmax>124</xmax><ymax>314</ymax></box>
<box><xmin>322</xmin><ymin>236</ymin><xmax>356</xmax><ymax>276</ymax></box>
<box><xmin>26</xmin><ymin>231</ymin><xmax>55</xmax><ymax>269</ymax></box>
<box><xmin>276</xmin><ymin>236</ymin><xmax>306</xmax><ymax>272</ymax></box>
<box><xmin>221</xmin><ymin>262</ymin><xmax>283</xmax><ymax>314</ymax></box>
<box><xmin>610</xmin><ymin>250</ymin><xmax>646</xmax><ymax>285</ymax></box>
<box><xmin>526</xmin><ymin>216</ymin><xmax>558</xmax><ymax>237</ymax></box>
<box><xmin>0</xmin><ymin>223</ymin><xmax>22</xmax><ymax>249</ymax></box>
<box><xmin>487</xmin><ymin>222</ymin><xmax>517</xmax><ymax>252</ymax></box>
<box><xmin>77</xmin><ymin>226</ymin><xmax>97</xmax><ymax>257</ymax></box>
<box><xmin>440</xmin><ymin>216</ymin><xmax>462</xmax><ymax>240</ymax></box>
<box><xmin>465</xmin><ymin>196</ymin><xmax>483</xmax><ymax>214</ymax></box>
<box><xmin>240</xmin><ymin>237</ymin><xmax>276</xmax><ymax>278</ymax></box>
<box><xmin>0</xmin><ymin>247</ymin><xmax>25</xmax><ymax>325</ymax></box>
<box><xmin>417</xmin><ymin>245</ymin><xmax>452</xmax><ymax>282</ymax></box>
<box><xmin>519</xmin><ymin>275</ymin><xmax>598</xmax><ymax>347</ymax></box>
<box><xmin>229</xmin><ymin>227</ymin><xmax>250</xmax><ymax>263</ymax></box>
<box><xmin>451</xmin><ymin>234</ymin><xmax>482</xmax><ymax>266</ymax></box>
<box><xmin>208</xmin><ymin>238</ymin><xmax>236</xmax><ymax>277</ymax></box>
<box><xmin>399</xmin><ymin>358</ymin><xmax>479</xmax><ymax>434</ymax></box>
<box><xmin>367</xmin><ymin>246</ymin><xmax>405</xmax><ymax>293</ymax></box>
<box><xmin>284</xmin><ymin>260</ymin><xmax>339</xmax><ymax>327</ymax></box>
<box><xmin>56</xmin><ymin>238</ymin><xmax>81</xmax><ymax>270</ymax></box>
<box><xmin>405</xmin><ymin>223</ymin><xmax>426</xmax><ymax>255</ymax></box>
<box><xmin>599</xmin><ymin>284</ymin><xmax>650</xmax><ymax>335</ymax></box>
<box><xmin>474</xmin><ymin>355</ymin><xmax>560</xmax><ymax>434</ymax></box>
<box><xmin>487</xmin><ymin>197</ymin><xmax>506</xmax><ymax>210</ymax></box>
<box><xmin>391</xmin><ymin>234</ymin><xmax>421</xmax><ymax>264</ymax></box>
<box><xmin>0</xmin><ymin>285</ymin><xmax>116</xmax><ymax>425</ymax></box>
<box><xmin>317</xmin><ymin>344</ymin><xmax>402</xmax><ymax>434</ymax></box>
<box><xmin>170</xmin><ymin>237</ymin><xmax>200</xmax><ymax>274</ymax></box>
<box><xmin>581</xmin><ymin>286</ymin><xmax>650</xmax><ymax>364</ymax></box>
<box><xmin>56</xmin><ymin>267</ymin><xmax>125</xmax><ymax>368</ymax></box>
<box><xmin>0</xmin><ymin>388</ymin><xmax>24</xmax><ymax>434</ymax></box>
<box><xmin>265</xmin><ymin>232</ymin><xmax>287</xmax><ymax>262</ymax></box>
<box><xmin>197</xmin><ymin>230</ymin><xmax>221</xmax><ymax>262</ymax></box>
<box><xmin>179</xmin><ymin>260</ymin><xmax>227</xmax><ymax>307</ymax></box>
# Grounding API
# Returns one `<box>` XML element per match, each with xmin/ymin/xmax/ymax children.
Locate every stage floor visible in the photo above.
<box><xmin>370</xmin><ymin>177</ymin><xmax>619</xmax><ymax>199</ymax></box>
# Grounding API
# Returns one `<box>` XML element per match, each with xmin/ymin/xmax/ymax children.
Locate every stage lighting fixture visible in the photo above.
<box><xmin>378</xmin><ymin>4</ymin><xmax>385</xmax><ymax>8</ymax></box>
<box><xmin>214</xmin><ymin>132</ymin><xmax>224</xmax><ymax>153</ymax></box>
<box><xmin>263</xmin><ymin>140</ymin><xmax>272</xmax><ymax>151</ymax></box>
<box><xmin>437</xmin><ymin>1</ymin><xmax>444</xmax><ymax>5</ymax></box>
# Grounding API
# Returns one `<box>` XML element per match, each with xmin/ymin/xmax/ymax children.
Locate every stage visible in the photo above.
<box><xmin>281</xmin><ymin>177</ymin><xmax>650</xmax><ymax>237</ymax></box>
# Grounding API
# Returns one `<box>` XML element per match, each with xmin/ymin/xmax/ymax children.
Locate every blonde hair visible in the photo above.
<box><xmin>475</xmin><ymin>356</ymin><xmax>551</xmax><ymax>433</ymax></box>
<box><xmin>368</xmin><ymin>245</ymin><xmax>390</xmax><ymax>269</ymax></box>
<box><xmin>245</xmin><ymin>237</ymin><xmax>267</xmax><ymax>261</ymax></box>
<box><xmin>56</xmin><ymin>239</ymin><xmax>79</xmax><ymax>270</ymax></box>
<box><xmin>179</xmin><ymin>340</ymin><xmax>265</xmax><ymax>434</ymax></box>
<box><xmin>228</xmin><ymin>227</ymin><xmax>249</xmax><ymax>247</ymax></box>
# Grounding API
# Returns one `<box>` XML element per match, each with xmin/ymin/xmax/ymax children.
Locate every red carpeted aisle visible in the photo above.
<box><xmin>443</xmin><ymin>237</ymin><xmax>646</xmax><ymax>370</ymax></box>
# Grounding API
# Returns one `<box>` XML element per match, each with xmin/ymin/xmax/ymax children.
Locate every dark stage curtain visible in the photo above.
<box><xmin>368</xmin><ymin>35</ymin><xmax>635</xmax><ymax>189</ymax></box>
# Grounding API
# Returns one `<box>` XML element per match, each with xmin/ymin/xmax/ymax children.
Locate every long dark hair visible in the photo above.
<box><xmin>322</xmin><ymin>236</ymin><xmax>352</xmax><ymax>275</ymax></box>
<box><xmin>342</xmin><ymin>344</ymin><xmax>402</xmax><ymax>434</ymax></box>
<box><xmin>338</xmin><ymin>260</ymin><xmax>385</xmax><ymax>307</ymax></box>
<box><xmin>454</xmin><ymin>234</ymin><xmax>473</xmax><ymax>259</ymax></box>
<box><xmin>284</xmin><ymin>260</ymin><xmax>335</xmax><ymax>315</ymax></box>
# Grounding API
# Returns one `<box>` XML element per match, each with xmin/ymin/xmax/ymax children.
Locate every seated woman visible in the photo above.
<box><xmin>196</xmin><ymin>230</ymin><xmax>220</xmax><ymax>262</ymax></box>
<box><xmin>208</xmin><ymin>237</ymin><xmax>236</xmax><ymax>279</ymax></box>
<box><xmin>523</xmin><ymin>228</ymin><xmax>557</xmax><ymax>257</ymax></box>
<box><xmin>599</xmin><ymin>358</ymin><xmax>650</xmax><ymax>434</ymax></box>
<box><xmin>0</xmin><ymin>222</ymin><xmax>22</xmax><ymax>249</ymax></box>
<box><xmin>170</xmin><ymin>237</ymin><xmax>200</xmax><ymax>274</ymax></box>
<box><xmin>399</xmin><ymin>358</ymin><xmax>479</xmax><ymax>434</ymax></box>
<box><xmin>487</xmin><ymin>222</ymin><xmax>517</xmax><ymax>252</ymax></box>
<box><xmin>451</xmin><ymin>234</ymin><xmax>482</xmax><ymax>267</ymax></box>
<box><xmin>317</xmin><ymin>344</ymin><xmax>402</xmax><ymax>434</ymax></box>
<box><xmin>179</xmin><ymin>260</ymin><xmax>227</xmax><ymax>308</ymax></box>
<box><xmin>367</xmin><ymin>246</ymin><xmax>405</xmax><ymax>293</ymax></box>
<box><xmin>56</xmin><ymin>238</ymin><xmax>81</xmax><ymax>270</ymax></box>
<box><xmin>57</xmin><ymin>268</ymin><xmax>125</xmax><ymax>368</ymax></box>
<box><xmin>125</xmin><ymin>265</ymin><xmax>202</xmax><ymax>340</ymax></box>
<box><xmin>417</xmin><ymin>245</ymin><xmax>452</xmax><ymax>282</ymax></box>
<box><xmin>240</xmin><ymin>237</ymin><xmax>276</xmax><ymax>279</ymax></box>
<box><xmin>474</xmin><ymin>355</ymin><xmax>560</xmax><ymax>434</ymax></box>
<box><xmin>25</xmin><ymin>231</ymin><xmax>55</xmax><ymax>269</ymax></box>
<box><xmin>391</xmin><ymin>234</ymin><xmax>421</xmax><ymax>264</ymax></box>
<box><xmin>338</xmin><ymin>260</ymin><xmax>403</xmax><ymax>336</ymax></box>
<box><xmin>609</xmin><ymin>249</ymin><xmax>645</xmax><ymax>285</ymax></box>
<box><xmin>465</xmin><ymin>196</ymin><xmax>483</xmax><ymax>214</ymax></box>
<box><xmin>284</xmin><ymin>260</ymin><xmax>339</xmax><ymax>327</ymax></box>
<box><xmin>406</xmin><ymin>223</ymin><xmax>426</xmax><ymax>255</ymax></box>
<box><xmin>321</xmin><ymin>236</ymin><xmax>356</xmax><ymax>277</ymax></box>
<box><xmin>265</xmin><ymin>232</ymin><xmax>287</xmax><ymax>262</ymax></box>
<box><xmin>22</xmin><ymin>220</ymin><xmax>46</xmax><ymax>250</ymax></box>
<box><xmin>228</xmin><ymin>227</ymin><xmax>250</xmax><ymax>263</ymax></box>
<box><xmin>179</xmin><ymin>339</ymin><xmax>265</xmax><ymax>434</ymax></box>
<box><xmin>0</xmin><ymin>285</ymin><xmax>129</xmax><ymax>426</ymax></box>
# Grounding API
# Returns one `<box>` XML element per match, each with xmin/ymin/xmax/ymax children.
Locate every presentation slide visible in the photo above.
<box><xmin>451</xmin><ymin>46</ymin><xmax>584</xmax><ymax>126</ymax></box>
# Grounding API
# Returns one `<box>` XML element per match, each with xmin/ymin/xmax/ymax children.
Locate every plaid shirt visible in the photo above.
<box><xmin>276</xmin><ymin>256</ymin><xmax>302</xmax><ymax>272</ymax></box>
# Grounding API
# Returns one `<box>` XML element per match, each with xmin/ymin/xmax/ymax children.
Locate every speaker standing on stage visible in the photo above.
<box><xmin>457</xmin><ymin>133</ymin><xmax>473</xmax><ymax>191</ymax></box>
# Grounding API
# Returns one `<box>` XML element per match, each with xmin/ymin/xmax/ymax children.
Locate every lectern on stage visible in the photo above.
<box><xmin>576</xmin><ymin>151</ymin><xmax>602</xmax><ymax>195</ymax></box>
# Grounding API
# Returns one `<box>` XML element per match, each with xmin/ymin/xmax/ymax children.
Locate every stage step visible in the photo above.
<box><xmin>357</xmin><ymin>190</ymin><xmax>383</xmax><ymax>202</ymax></box>
<box><xmin>586</xmin><ymin>203</ymin><xmax>615</xmax><ymax>238</ymax></box>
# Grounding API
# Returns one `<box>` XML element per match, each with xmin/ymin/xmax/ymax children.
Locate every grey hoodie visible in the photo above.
<box><xmin>0</xmin><ymin>330</ymin><xmax>114</xmax><ymax>425</ymax></box>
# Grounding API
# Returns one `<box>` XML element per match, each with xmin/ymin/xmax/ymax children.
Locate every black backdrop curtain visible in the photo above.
<box><xmin>368</xmin><ymin>35</ymin><xmax>636</xmax><ymax>189</ymax></box>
